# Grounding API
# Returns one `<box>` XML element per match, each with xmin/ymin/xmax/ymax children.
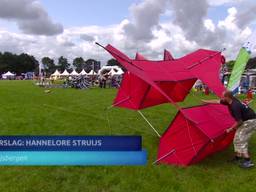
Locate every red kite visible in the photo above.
<box><xmin>97</xmin><ymin>43</ymin><xmax>235</xmax><ymax>166</ymax></box>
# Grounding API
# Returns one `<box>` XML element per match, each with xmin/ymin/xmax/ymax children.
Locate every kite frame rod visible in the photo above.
<box><xmin>106</xmin><ymin>96</ymin><xmax>131</xmax><ymax>110</ymax></box>
<box><xmin>95</xmin><ymin>42</ymin><xmax>143</xmax><ymax>71</ymax></box>
<box><xmin>138</xmin><ymin>110</ymin><xmax>161</xmax><ymax>138</ymax></box>
<box><xmin>152</xmin><ymin>149</ymin><xmax>176</xmax><ymax>165</ymax></box>
<box><xmin>186</xmin><ymin>48</ymin><xmax>225</xmax><ymax>70</ymax></box>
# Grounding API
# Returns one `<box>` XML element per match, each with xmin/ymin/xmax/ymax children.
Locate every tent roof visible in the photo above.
<box><xmin>70</xmin><ymin>69</ymin><xmax>79</xmax><ymax>76</ymax></box>
<box><xmin>98</xmin><ymin>66</ymin><xmax>121</xmax><ymax>75</ymax></box>
<box><xmin>3</xmin><ymin>71</ymin><xmax>15</xmax><ymax>76</ymax></box>
<box><xmin>108</xmin><ymin>68</ymin><xmax>117</xmax><ymax>75</ymax></box>
<box><xmin>101</xmin><ymin>66</ymin><xmax>120</xmax><ymax>70</ymax></box>
<box><xmin>88</xmin><ymin>70</ymin><xmax>96</xmax><ymax>75</ymax></box>
<box><xmin>108</xmin><ymin>68</ymin><xmax>124</xmax><ymax>76</ymax></box>
<box><xmin>115</xmin><ymin>69</ymin><xmax>124</xmax><ymax>75</ymax></box>
<box><xmin>79</xmin><ymin>69</ymin><xmax>88</xmax><ymax>75</ymax></box>
<box><xmin>51</xmin><ymin>70</ymin><xmax>60</xmax><ymax>76</ymax></box>
<box><xmin>61</xmin><ymin>69</ymin><xmax>70</xmax><ymax>76</ymax></box>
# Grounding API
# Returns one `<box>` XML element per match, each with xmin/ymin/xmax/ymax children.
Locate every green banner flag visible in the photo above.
<box><xmin>228</xmin><ymin>31</ymin><xmax>256</xmax><ymax>93</ymax></box>
<box><xmin>227</xmin><ymin>47</ymin><xmax>251</xmax><ymax>93</ymax></box>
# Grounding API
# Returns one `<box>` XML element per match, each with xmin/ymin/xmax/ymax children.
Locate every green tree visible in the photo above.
<box><xmin>107</xmin><ymin>58</ymin><xmax>125</xmax><ymax>71</ymax></box>
<box><xmin>57</xmin><ymin>56</ymin><xmax>70</xmax><ymax>71</ymax></box>
<box><xmin>0</xmin><ymin>52</ymin><xmax>38</xmax><ymax>75</ymax></box>
<box><xmin>246</xmin><ymin>57</ymin><xmax>256</xmax><ymax>69</ymax></box>
<box><xmin>225</xmin><ymin>56</ymin><xmax>256</xmax><ymax>72</ymax></box>
<box><xmin>73</xmin><ymin>57</ymin><xmax>85</xmax><ymax>72</ymax></box>
<box><xmin>41</xmin><ymin>57</ymin><xmax>55</xmax><ymax>75</ymax></box>
<box><xmin>225</xmin><ymin>60</ymin><xmax>235</xmax><ymax>71</ymax></box>
<box><xmin>107</xmin><ymin>58</ymin><xmax>120</xmax><ymax>66</ymax></box>
<box><xmin>0</xmin><ymin>52</ymin><xmax>14</xmax><ymax>73</ymax></box>
<box><xmin>85</xmin><ymin>59</ymin><xmax>100</xmax><ymax>72</ymax></box>
<box><xmin>18</xmin><ymin>53</ymin><xmax>38</xmax><ymax>74</ymax></box>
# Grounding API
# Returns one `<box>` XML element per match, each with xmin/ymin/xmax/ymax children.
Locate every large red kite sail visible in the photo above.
<box><xmin>157</xmin><ymin>104</ymin><xmax>235</xmax><ymax>166</ymax></box>
<box><xmin>98</xmin><ymin>43</ymin><xmax>235</xmax><ymax>166</ymax></box>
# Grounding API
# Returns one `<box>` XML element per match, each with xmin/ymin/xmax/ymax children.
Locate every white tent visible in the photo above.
<box><xmin>108</xmin><ymin>68</ymin><xmax>117</xmax><ymax>76</ymax></box>
<box><xmin>70</xmin><ymin>69</ymin><xmax>79</xmax><ymax>76</ymax></box>
<box><xmin>51</xmin><ymin>70</ymin><xmax>61</xmax><ymax>77</ymax></box>
<box><xmin>115</xmin><ymin>68</ymin><xmax>124</xmax><ymax>75</ymax></box>
<box><xmin>2</xmin><ymin>71</ymin><xmax>15</xmax><ymax>79</ymax></box>
<box><xmin>61</xmin><ymin>69</ymin><xmax>70</xmax><ymax>76</ymax></box>
<box><xmin>98</xmin><ymin>66</ymin><xmax>119</xmax><ymax>74</ymax></box>
<box><xmin>79</xmin><ymin>69</ymin><xmax>88</xmax><ymax>76</ymax></box>
<box><xmin>108</xmin><ymin>68</ymin><xmax>124</xmax><ymax>76</ymax></box>
<box><xmin>88</xmin><ymin>70</ymin><xmax>96</xmax><ymax>76</ymax></box>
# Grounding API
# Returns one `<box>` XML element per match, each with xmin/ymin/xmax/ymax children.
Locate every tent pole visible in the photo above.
<box><xmin>138</xmin><ymin>110</ymin><xmax>161</xmax><ymax>138</ymax></box>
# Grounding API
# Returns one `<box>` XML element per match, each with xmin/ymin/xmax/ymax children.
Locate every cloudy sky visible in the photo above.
<box><xmin>0</xmin><ymin>0</ymin><xmax>256</xmax><ymax>64</ymax></box>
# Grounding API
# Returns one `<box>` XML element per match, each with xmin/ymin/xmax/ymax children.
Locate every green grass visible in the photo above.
<box><xmin>0</xmin><ymin>80</ymin><xmax>255</xmax><ymax>192</ymax></box>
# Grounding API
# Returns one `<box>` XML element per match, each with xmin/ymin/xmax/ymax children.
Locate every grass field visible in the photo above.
<box><xmin>0</xmin><ymin>80</ymin><xmax>256</xmax><ymax>192</ymax></box>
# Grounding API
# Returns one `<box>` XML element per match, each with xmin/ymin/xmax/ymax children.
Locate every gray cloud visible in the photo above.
<box><xmin>171</xmin><ymin>0</ymin><xmax>209</xmax><ymax>41</ymax></box>
<box><xmin>170</xmin><ymin>0</ymin><xmax>222</xmax><ymax>48</ymax></box>
<box><xmin>80</xmin><ymin>34</ymin><xmax>95</xmax><ymax>42</ymax></box>
<box><xmin>122</xmin><ymin>0</ymin><xmax>228</xmax><ymax>50</ymax></box>
<box><xmin>122</xmin><ymin>0</ymin><xmax>168</xmax><ymax>42</ymax></box>
<box><xmin>0</xmin><ymin>0</ymin><xmax>255</xmax><ymax>64</ymax></box>
<box><xmin>0</xmin><ymin>0</ymin><xmax>63</xmax><ymax>36</ymax></box>
<box><xmin>60</xmin><ymin>41</ymin><xmax>75</xmax><ymax>47</ymax></box>
<box><xmin>236</xmin><ymin>5</ymin><xmax>256</xmax><ymax>29</ymax></box>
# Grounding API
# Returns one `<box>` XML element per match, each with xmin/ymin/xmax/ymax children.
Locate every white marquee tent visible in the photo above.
<box><xmin>70</xmin><ymin>69</ymin><xmax>79</xmax><ymax>76</ymax></box>
<box><xmin>115</xmin><ymin>68</ymin><xmax>124</xmax><ymax>75</ymax></box>
<box><xmin>108</xmin><ymin>68</ymin><xmax>117</xmax><ymax>76</ymax></box>
<box><xmin>108</xmin><ymin>68</ymin><xmax>124</xmax><ymax>76</ymax></box>
<box><xmin>98</xmin><ymin>65</ymin><xmax>124</xmax><ymax>76</ymax></box>
<box><xmin>61</xmin><ymin>69</ymin><xmax>70</xmax><ymax>76</ymax></box>
<box><xmin>88</xmin><ymin>70</ymin><xmax>96</xmax><ymax>76</ymax></box>
<box><xmin>79</xmin><ymin>69</ymin><xmax>88</xmax><ymax>76</ymax></box>
<box><xmin>2</xmin><ymin>71</ymin><xmax>16</xmax><ymax>79</ymax></box>
<box><xmin>51</xmin><ymin>70</ymin><xmax>61</xmax><ymax>77</ymax></box>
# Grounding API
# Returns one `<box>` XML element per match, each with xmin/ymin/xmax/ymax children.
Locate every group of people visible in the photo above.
<box><xmin>99</xmin><ymin>72</ymin><xmax>121</xmax><ymax>88</ymax></box>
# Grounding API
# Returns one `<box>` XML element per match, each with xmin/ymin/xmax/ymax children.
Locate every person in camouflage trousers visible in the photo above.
<box><xmin>202</xmin><ymin>90</ymin><xmax>256</xmax><ymax>168</ymax></box>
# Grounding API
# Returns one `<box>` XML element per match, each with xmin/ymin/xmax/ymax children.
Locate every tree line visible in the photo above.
<box><xmin>42</xmin><ymin>56</ymin><xmax>101</xmax><ymax>76</ymax></box>
<box><xmin>1</xmin><ymin>51</ymin><xmax>256</xmax><ymax>76</ymax></box>
<box><xmin>0</xmin><ymin>52</ymin><xmax>38</xmax><ymax>75</ymax></box>
<box><xmin>0</xmin><ymin>52</ymin><xmax>122</xmax><ymax>76</ymax></box>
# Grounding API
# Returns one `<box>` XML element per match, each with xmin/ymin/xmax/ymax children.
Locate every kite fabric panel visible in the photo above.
<box><xmin>163</xmin><ymin>49</ymin><xmax>174</xmax><ymax>61</ymax></box>
<box><xmin>157</xmin><ymin>104</ymin><xmax>236</xmax><ymax>166</ymax></box>
<box><xmin>135</xmin><ymin>53</ymin><xmax>147</xmax><ymax>61</ymax></box>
